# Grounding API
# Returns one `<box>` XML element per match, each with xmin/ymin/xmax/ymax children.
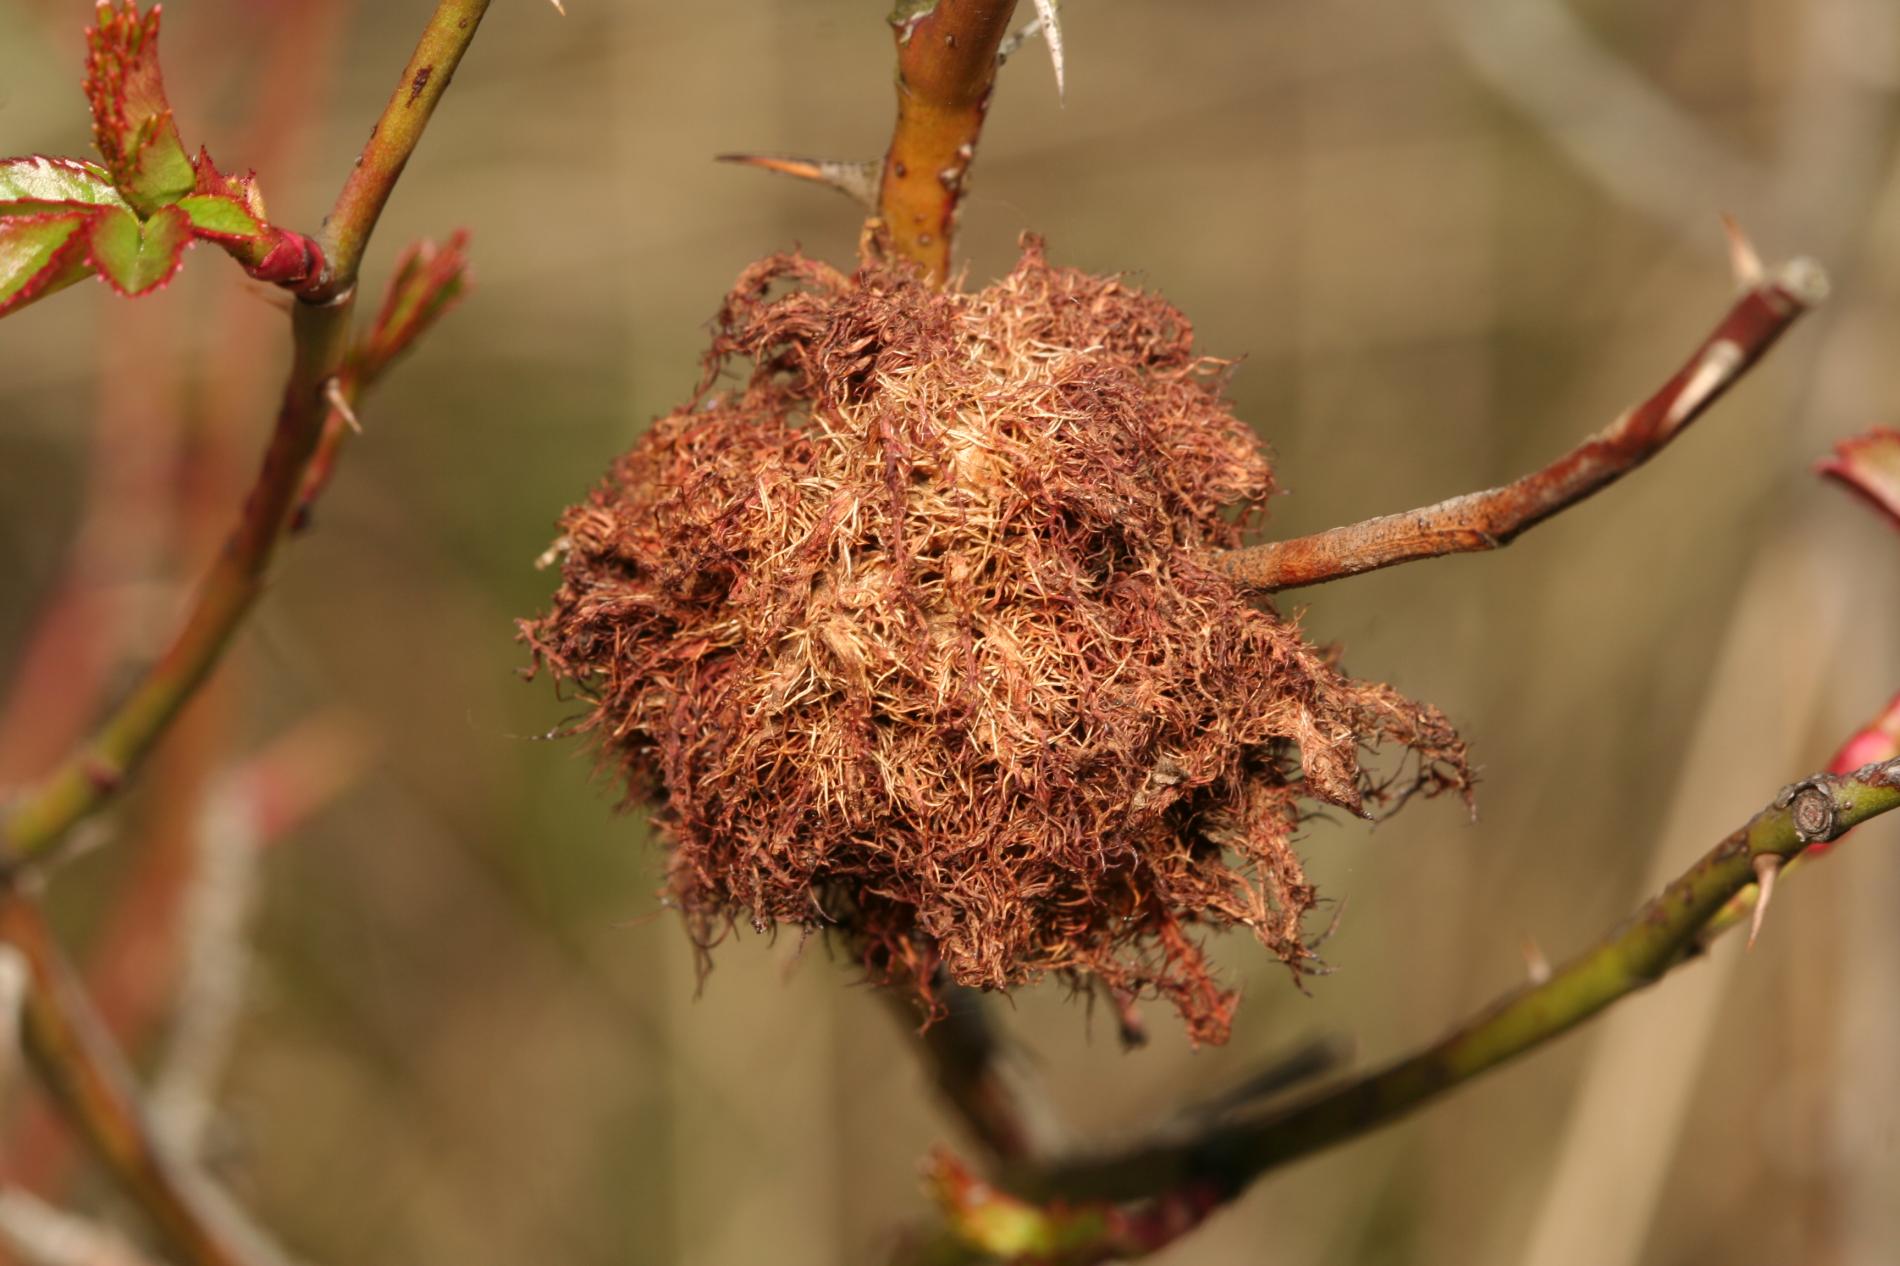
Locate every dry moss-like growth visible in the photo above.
<box><xmin>522</xmin><ymin>239</ymin><xmax>1468</xmax><ymax>1043</ymax></box>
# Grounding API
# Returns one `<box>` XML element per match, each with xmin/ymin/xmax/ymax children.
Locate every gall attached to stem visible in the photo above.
<box><xmin>521</xmin><ymin>238</ymin><xmax>1468</xmax><ymax>1043</ymax></box>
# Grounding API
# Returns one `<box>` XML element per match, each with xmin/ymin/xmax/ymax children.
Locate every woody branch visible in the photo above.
<box><xmin>878</xmin><ymin>1</ymin><xmax>1022</xmax><ymax>282</ymax></box>
<box><xmin>1221</xmin><ymin>241</ymin><xmax>1828</xmax><ymax>592</ymax></box>
<box><xmin>903</xmin><ymin>756</ymin><xmax>1900</xmax><ymax>1263</ymax></box>
<box><xmin>993</xmin><ymin>760</ymin><xmax>1900</xmax><ymax>1219</ymax></box>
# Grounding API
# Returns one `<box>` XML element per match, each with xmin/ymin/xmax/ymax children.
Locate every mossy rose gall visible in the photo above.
<box><xmin>522</xmin><ymin>239</ymin><xmax>1468</xmax><ymax>1043</ymax></box>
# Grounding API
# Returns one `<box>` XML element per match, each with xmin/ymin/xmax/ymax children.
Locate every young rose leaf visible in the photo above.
<box><xmin>86</xmin><ymin>0</ymin><xmax>195</xmax><ymax>216</ymax></box>
<box><xmin>0</xmin><ymin>213</ymin><xmax>96</xmax><ymax>316</ymax></box>
<box><xmin>0</xmin><ymin>156</ymin><xmax>131</xmax><ymax>211</ymax></box>
<box><xmin>184</xmin><ymin>151</ymin><xmax>323</xmax><ymax>288</ymax></box>
<box><xmin>175</xmin><ymin>193</ymin><xmax>263</xmax><ymax>241</ymax></box>
<box><xmin>86</xmin><ymin>202</ymin><xmax>190</xmax><ymax>297</ymax></box>
<box><xmin>1819</xmin><ymin>427</ymin><xmax>1900</xmax><ymax>533</ymax></box>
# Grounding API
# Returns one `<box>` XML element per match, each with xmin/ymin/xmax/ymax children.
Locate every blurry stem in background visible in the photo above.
<box><xmin>907</xmin><ymin>757</ymin><xmax>1900</xmax><ymax>1261</ymax></box>
<box><xmin>884</xmin><ymin>979</ymin><xmax>1061</xmax><ymax>1166</ymax></box>
<box><xmin>0</xmin><ymin>1187</ymin><xmax>160</xmax><ymax>1266</ymax></box>
<box><xmin>1221</xmin><ymin>240</ymin><xmax>1827</xmax><ymax>592</ymax></box>
<box><xmin>0</xmin><ymin>301</ymin><xmax>351</xmax><ymax>871</ymax></box>
<box><xmin>0</xmin><ymin>895</ymin><xmax>299</xmax><ymax>1266</ymax></box>
<box><xmin>877</xmin><ymin>1</ymin><xmax>1022</xmax><ymax>283</ymax></box>
<box><xmin>0</xmin><ymin>0</ymin><xmax>491</xmax><ymax>872</ymax></box>
<box><xmin>152</xmin><ymin>713</ymin><xmax>371</xmax><ymax>1155</ymax></box>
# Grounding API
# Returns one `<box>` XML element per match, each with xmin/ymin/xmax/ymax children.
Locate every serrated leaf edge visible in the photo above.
<box><xmin>0</xmin><ymin>211</ymin><xmax>97</xmax><ymax>316</ymax></box>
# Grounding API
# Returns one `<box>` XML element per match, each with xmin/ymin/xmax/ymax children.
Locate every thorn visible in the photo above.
<box><xmin>324</xmin><ymin>379</ymin><xmax>362</xmax><ymax>434</ymax></box>
<box><xmin>999</xmin><ymin>1</ymin><xmax>1067</xmax><ymax>101</ymax></box>
<box><xmin>1722</xmin><ymin>213</ymin><xmax>1764</xmax><ymax>289</ymax></box>
<box><xmin>1035</xmin><ymin>0</ymin><xmax>1066</xmax><ymax>101</ymax></box>
<box><xmin>1747</xmin><ymin>853</ymin><xmax>1781</xmax><ymax>950</ymax></box>
<box><xmin>1521</xmin><ymin>935</ymin><xmax>1552</xmax><ymax>985</ymax></box>
<box><xmin>716</xmin><ymin>153</ymin><xmax>880</xmax><ymax>209</ymax></box>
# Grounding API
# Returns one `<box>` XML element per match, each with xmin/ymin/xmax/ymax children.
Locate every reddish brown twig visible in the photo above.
<box><xmin>1221</xmin><ymin>252</ymin><xmax>1828</xmax><ymax>591</ymax></box>
<box><xmin>877</xmin><ymin>1</ymin><xmax>1022</xmax><ymax>283</ymax></box>
<box><xmin>0</xmin><ymin>895</ymin><xmax>296</xmax><ymax>1266</ymax></box>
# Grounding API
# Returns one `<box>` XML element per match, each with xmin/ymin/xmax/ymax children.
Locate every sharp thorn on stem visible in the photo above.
<box><xmin>1722</xmin><ymin>213</ymin><xmax>1764</xmax><ymax>289</ymax></box>
<box><xmin>324</xmin><ymin>379</ymin><xmax>362</xmax><ymax>434</ymax></box>
<box><xmin>1746</xmin><ymin>852</ymin><xmax>1781</xmax><ymax>951</ymax></box>
<box><xmin>1521</xmin><ymin>935</ymin><xmax>1552</xmax><ymax>985</ymax></box>
<box><xmin>1034</xmin><ymin>0</ymin><xmax>1066</xmax><ymax>101</ymax></box>
<box><xmin>1000</xmin><ymin>1</ymin><xmax>1067</xmax><ymax>100</ymax></box>
<box><xmin>715</xmin><ymin>153</ymin><xmax>880</xmax><ymax>209</ymax></box>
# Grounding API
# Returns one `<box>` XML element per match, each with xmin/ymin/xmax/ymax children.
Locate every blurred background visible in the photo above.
<box><xmin>2</xmin><ymin>1</ymin><xmax>1898</xmax><ymax>1263</ymax></box>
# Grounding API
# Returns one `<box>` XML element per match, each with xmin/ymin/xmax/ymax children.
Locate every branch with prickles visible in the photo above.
<box><xmin>0</xmin><ymin>3</ymin><xmax>493</xmax><ymax>872</ymax></box>
<box><xmin>1221</xmin><ymin>221</ymin><xmax>1827</xmax><ymax>592</ymax></box>
<box><xmin>899</xmin><ymin>757</ymin><xmax>1900</xmax><ymax>1263</ymax></box>
<box><xmin>722</xmin><ymin>1</ymin><xmax>1073</xmax><ymax>283</ymax></box>
<box><xmin>1700</xmin><ymin>428</ymin><xmax>1900</xmax><ymax>948</ymax></box>
<box><xmin>876</xmin><ymin>1</ymin><xmax>1021</xmax><ymax>282</ymax></box>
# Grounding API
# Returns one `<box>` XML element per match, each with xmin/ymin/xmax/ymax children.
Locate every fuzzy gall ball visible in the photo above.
<box><xmin>522</xmin><ymin>239</ymin><xmax>1467</xmax><ymax>1043</ymax></box>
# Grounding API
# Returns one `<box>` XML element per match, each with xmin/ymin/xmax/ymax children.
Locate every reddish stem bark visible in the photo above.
<box><xmin>877</xmin><ymin>0</ymin><xmax>1021</xmax><ymax>284</ymax></box>
<box><xmin>1221</xmin><ymin>259</ymin><xmax>1829</xmax><ymax>591</ymax></box>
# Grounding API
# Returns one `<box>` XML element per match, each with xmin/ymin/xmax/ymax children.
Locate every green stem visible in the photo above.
<box><xmin>311</xmin><ymin>0</ymin><xmax>493</xmax><ymax>300</ymax></box>
<box><xmin>0</xmin><ymin>0</ymin><xmax>492</xmax><ymax>869</ymax></box>
<box><xmin>1007</xmin><ymin>759</ymin><xmax>1900</xmax><ymax>1206</ymax></box>
<box><xmin>1</xmin><ymin>300</ymin><xmax>352</xmax><ymax>868</ymax></box>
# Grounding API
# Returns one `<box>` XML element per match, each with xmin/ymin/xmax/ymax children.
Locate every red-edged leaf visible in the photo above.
<box><xmin>86</xmin><ymin>202</ymin><xmax>190</xmax><ymax>297</ymax></box>
<box><xmin>0</xmin><ymin>156</ymin><xmax>131</xmax><ymax>212</ymax></box>
<box><xmin>0</xmin><ymin>213</ymin><xmax>96</xmax><ymax>316</ymax></box>
<box><xmin>86</xmin><ymin>1</ymin><xmax>194</xmax><ymax>215</ymax></box>
<box><xmin>185</xmin><ymin>149</ymin><xmax>323</xmax><ymax>288</ymax></box>
<box><xmin>191</xmin><ymin>149</ymin><xmax>269</xmax><ymax>220</ymax></box>
<box><xmin>176</xmin><ymin>193</ymin><xmax>263</xmax><ymax>243</ymax></box>
<box><xmin>1819</xmin><ymin>427</ymin><xmax>1900</xmax><ymax>533</ymax></box>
